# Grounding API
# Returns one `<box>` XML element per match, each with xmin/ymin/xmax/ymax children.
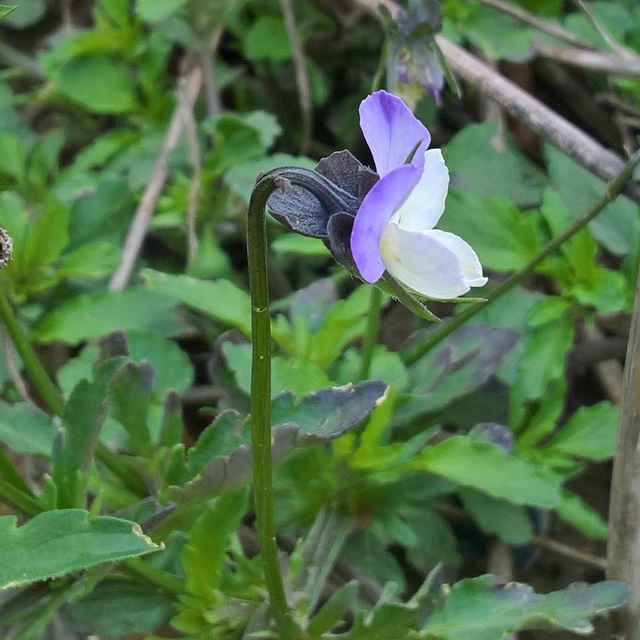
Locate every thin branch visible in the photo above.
<box><xmin>572</xmin><ymin>0</ymin><xmax>639</xmax><ymax>61</ymax></box>
<box><xmin>434</xmin><ymin>36</ymin><xmax>640</xmax><ymax>206</ymax></box>
<box><xmin>531</xmin><ymin>535</ymin><xmax>607</xmax><ymax>571</ymax></box>
<box><xmin>279</xmin><ymin>0</ymin><xmax>313</xmax><ymax>154</ymax></box>
<box><xmin>200</xmin><ymin>27</ymin><xmax>224</xmax><ymax>118</ymax></box>
<box><xmin>109</xmin><ymin>64</ymin><xmax>203</xmax><ymax>291</ymax></box>
<box><xmin>476</xmin><ymin>0</ymin><xmax>594</xmax><ymax>49</ymax></box>
<box><xmin>535</xmin><ymin>43</ymin><xmax>640</xmax><ymax>79</ymax></box>
<box><xmin>352</xmin><ymin>0</ymin><xmax>640</xmax><ymax>205</ymax></box>
<box><xmin>608</xmin><ymin>266</ymin><xmax>640</xmax><ymax>637</ymax></box>
<box><xmin>177</xmin><ymin>76</ymin><xmax>202</xmax><ymax>266</ymax></box>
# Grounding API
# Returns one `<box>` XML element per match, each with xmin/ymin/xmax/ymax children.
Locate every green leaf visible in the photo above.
<box><xmin>34</xmin><ymin>286</ymin><xmax>179</xmax><ymax>344</ymax></box>
<box><xmin>0</xmin><ymin>131</ymin><xmax>26</xmax><ymax>177</ymax></box>
<box><xmin>0</xmin><ymin>6</ymin><xmax>17</xmax><ymax>20</ymax></box>
<box><xmin>126</xmin><ymin>329</ymin><xmax>194</xmax><ymax>398</ymax></box>
<box><xmin>1</xmin><ymin>0</ymin><xmax>42</xmax><ymax>27</ymax></box>
<box><xmin>0</xmin><ymin>401</ymin><xmax>55</xmax><ymax>456</ymax></box>
<box><xmin>514</xmin><ymin>314</ymin><xmax>574</xmax><ymax>400</ymax></box>
<box><xmin>422</xmin><ymin>575</ymin><xmax>628</xmax><ymax>639</ymax></box>
<box><xmin>53</xmin><ymin>358</ymin><xmax>127</xmax><ymax>508</ymax></box>
<box><xmin>110</xmin><ymin>362</ymin><xmax>153</xmax><ymax>456</ymax></box>
<box><xmin>222</xmin><ymin>341</ymin><xmax>331</xmax><ymax>398</ymax></box>
<box><xmin>543</xmin><ymin>402</ymin><xmax>618</xmax><ymax>460</ymax></box>
<box><xmin>459</xmin><ymin>487</ymin><xmax>533</xmax><ymax>545</ymax></box>
<box><xmin>0</xmin><ymin>509</ymin><xmax>160</xmax><ymax>588</ymax></box>
<box><xmin>170</xmin><ymin>382</ymin><xmax>388</xmax><ymax>503</ymax></box>
<box><xmin>136</xmin><ymin>0</ymin><xmax>186</xmax><ymax>22</ymax></box>
<box><xmin>67</xmin><ymin>178</ymin><xmax>134</xmax><ymax>247</ymax></box>
<box><xmin>397</xmin><ymin>324</ymin><xmax>519</xmax><ymax>424</ymax></box>
<box><xmin>183</xmin><ymin>489</ymin><xmax>248</xmax><ymax>598</ymax></box>
<box><xmin>59</xmin><ymin>57</ymin><xmax>139</xmax><ymax>114</ymax></box>
<box><xmin>443</xmin><ymin>121</ymin><xmax>545</xmax><ymax>206</ymax></box>
<box><xmin>440</xmin><ymin>190</ymin><xmax>540</xmax><ymax>272</ymax></box>
<box><xmin>56</xmin><ymin>242</ymin><xmax>121</xmax><ymax>279</ymax></box>
<box><xmin>243</xmin><ymin>15</ymin><xmax>292</xmax><ymax>61</ymax></box>
<box><xmin>141</xmin><ymin>269</ymin><xmax>252</xmax><ymax>336</ymax></box>
<box><xmin>308</xmin><ymin>581</ymin><xmax>359</xmax><ymax>638</ymax></box>
<box><xmin>335</xmin><ymin>598</ymin><xmax>416</xmax><ymax>640</ymax></box>
<box><xmin>546</xmin><ymin>144</ymin><xmax>638</xmax><ymax>256</ymax></box>
<box><xmin>271</xmin><ymin>233</ymin><xmax>330</xmax><ymax>257</ymax></box>
<box><xmin>406</xmin><ymin>436</ymin><xmax>561</xmax><ymax>508</ymax></box>
<box><xmin>226</xmin><ymin>153</ymin><xmax>316</xmax><ymax>202</ymax></box>
<box><xmin>64</xmin><ymin>579</ymin><xmax>175</xmax><ymax>636</ymax></box>
<box><xmin>557</xmin><ymin>490</ymin><xmax>608</xmax><ymax>539</ymax></box>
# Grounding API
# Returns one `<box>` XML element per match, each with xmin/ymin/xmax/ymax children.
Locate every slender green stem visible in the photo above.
<box><xmin>359</xmin><ymin>287</ymin><xmax>382</xmax><ymax>381</ymax></box>
<box><xmin>121</xmin><ymin>557</ymin><xmax>185</xmax><ymax>596</ymax></box>
<box><xmin>0</xmin><ymin>283</ymin><xmax>65</xmax><ymax>416</ymax></box>
<box><xmin>0</xmin><ymin>478</ymin><xmax>42</xmax><ymax>517</ymax></box>
<box><xmin>402</xmin><ymin>149</ymin><xmax>640</xmax><ymax>366</ymax></box>
<box><xmin>247</xmin><ymin>174</ymin><xmax>303</xmax><ymax>639</ymax></box>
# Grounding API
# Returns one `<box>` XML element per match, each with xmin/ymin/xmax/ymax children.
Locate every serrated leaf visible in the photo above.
<box><xmin>0</xmin><ymin>509</ymin><xmax>160</xmax><ymax>588</ymax></box>
<box><xmin>53</xmin><ymin>358</ymin><xmax>127</xmax><ymax>508</ymax></box>
<box><xmin>422</xmin><ymin>575</ymin><xmax>628</xmax><ymax>639</ymax></box>
<box><xmin>183</xmin><ymin>489</ymin><xmax>248</xmax><ymax>598</ymax></box>
<box><xmin>170</xmin><ymin>382</ymin><xmax>388</xmax><ymax>503</ymax></box>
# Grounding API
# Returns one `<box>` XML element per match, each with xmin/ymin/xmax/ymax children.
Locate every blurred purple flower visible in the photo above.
<box><xmin>350</xmin><ymin>90</ymin><xmax>487</xmax><ymax>300</ymax></box>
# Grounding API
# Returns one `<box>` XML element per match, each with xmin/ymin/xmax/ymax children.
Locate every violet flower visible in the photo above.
<box><xmin>351</xmin><ymin>90</ymin><xmax>487</xmax><ymax>299</ymax></box>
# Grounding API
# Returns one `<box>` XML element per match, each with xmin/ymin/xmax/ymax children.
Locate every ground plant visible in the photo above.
<box><xmin>0</xmin><ymin>0</ymin><xmax>638</xmax><ymax>638</ymax></box>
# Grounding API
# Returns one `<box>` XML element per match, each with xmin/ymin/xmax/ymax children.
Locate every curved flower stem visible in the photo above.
<box><xmin>402</xmin><ymin>148</ymin><xmax>640</xmax><ymax>366</ymax></box>
<box><xmin>359</xmin><ymin>287</ymin><xmax>382</xmax><ymax>381</ymax></box>
<box><xmin>247</xmin><ymin>173</ymin><xmax>303</xmax><ymax>640</ymax></box>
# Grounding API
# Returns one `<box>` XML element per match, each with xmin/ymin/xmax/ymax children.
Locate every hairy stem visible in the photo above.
<box><xmin>247</xmin><ymin>173</ymin><xmax>303</xmax><ymax>639</ymax></box>
<box><xmin>402</xmin><ymin>148</ymin><xmax>640</xmax><ymax>366</ymax></box>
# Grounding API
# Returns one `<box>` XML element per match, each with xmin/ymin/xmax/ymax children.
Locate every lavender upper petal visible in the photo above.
<box><xmin>359</xmin><ymin>90</ymin><xmax>431</xmax><ymax>176</ymax></box>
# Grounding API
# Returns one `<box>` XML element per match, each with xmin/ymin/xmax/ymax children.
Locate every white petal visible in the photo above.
<box><xmin>380</xmin><ymin>223</ymin><xmax>471</xmax><ymax>299</ymax></box>
<box><xmin>390</xmin><ymin>149</ymin><xmax>449</xmax><ymax>232</ymax></box>
<box><xmin>427</xmin><ymin>229</ymin><xmax>488</xmax><ymax>288</ymax></box>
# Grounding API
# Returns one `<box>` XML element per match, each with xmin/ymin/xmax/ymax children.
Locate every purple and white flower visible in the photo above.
<box><xmin>351</xmin><ymin>90</ymin><xmax>487</xmax><ymax>299</ymax></box>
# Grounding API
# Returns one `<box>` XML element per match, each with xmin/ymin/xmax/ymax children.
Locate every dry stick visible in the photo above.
<box><xmin>434</xmin><ymin>35</ymin><xmax>640</xmax><ymax>206</ymax></box>
<box><xmin>534</xmin><ymin>43</ymin><xmax>640</xmax><ymax>79</ymax></box>
<box><xmin>200</xmin><ymin>27</ymin><xmax>224</xmax><ymax>118</ymax></box>
<box><xmin>178</xmin><ymin>78</ymin><xmax>202</xmax><ymax>266</ymax></box>
<box><xmin>109</xmin><ymin>66</ymin><xmax>203</xmax><ymax>291</ymax></box>
<box><xmin>572</xmin><ymin>0</ymin><xmax>639</xmax><ymax>62</ymax></box>
<box><xmin>279</xmin><ymin>0</ymin><xmax>313</xmax><ymax>155</ymax></box>
<box><xmin>608</xmin><ymin>272</ymin><xmax>640</xmax><ymax>638</ymax></box>
<box><xmin>354</xmin><ymin>0</ymin><xmax>640</xmax><ymax>205</ymax></box>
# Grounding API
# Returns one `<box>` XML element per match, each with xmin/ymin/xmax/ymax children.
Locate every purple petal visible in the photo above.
<box><xmin>359</xmin><ymin>90</ymin><xmax>431</xmax><ymax>177</ymax></box>
<box><xmin>351</xmin><ymin>164</ymin><xmax>422</xmax><ymax>283</ymax></box>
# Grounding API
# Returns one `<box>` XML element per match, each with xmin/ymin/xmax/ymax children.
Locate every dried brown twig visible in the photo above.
<box><xmin>109</xmin><ymin>64</ymin><xmax>202</xmax><ymax>291</ymax></box>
